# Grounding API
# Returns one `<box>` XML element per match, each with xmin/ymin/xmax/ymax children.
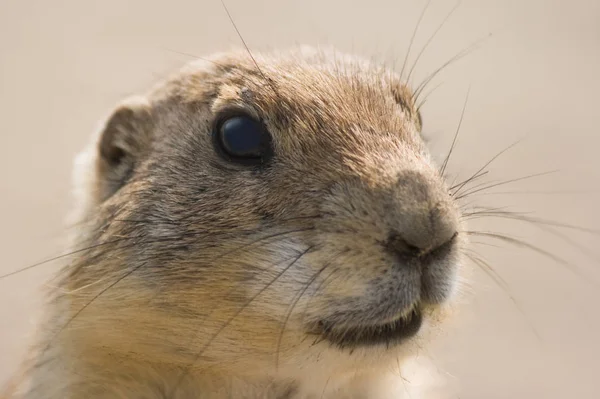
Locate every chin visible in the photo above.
<box><xmin>281</xmin><ymin>306</ymin><xmax>444</xmax><ymax>377</ymax></box>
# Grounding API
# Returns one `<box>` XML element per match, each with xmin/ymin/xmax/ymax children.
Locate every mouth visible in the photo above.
<box><xmin>314</xmin><ymin>308</ymin><xmax>423</xmax><ymax>349</ymax></box>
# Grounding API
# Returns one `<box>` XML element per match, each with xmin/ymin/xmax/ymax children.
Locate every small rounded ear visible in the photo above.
<box><xmin>96</xmin><ymin>96</ymin><xmax>154</xmax><ymax>201</ymax></box>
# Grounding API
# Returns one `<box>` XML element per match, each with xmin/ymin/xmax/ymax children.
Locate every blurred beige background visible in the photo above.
<box><xmin>1</xmin><ymin>0</ymin><xmax>599</xmax><ymax>397</ymax></box>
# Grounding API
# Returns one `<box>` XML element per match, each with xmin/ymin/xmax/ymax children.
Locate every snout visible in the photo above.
<box><xmin>310</xmin><ymin>169</ymin><xmax>462</xmax><ymax>348</ymax></box>
<box><xmin>383</xmin><ymin>170</ymin><xmax>462</xmax><ymax>305</ymax></box>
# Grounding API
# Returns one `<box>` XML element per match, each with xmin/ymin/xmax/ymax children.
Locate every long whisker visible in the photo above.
<box><xmin>220</xmin><ymin>0</ymin><xmax>280</xmax><ymax>97</ymax></box>
<box><xmin>469</xmin><ymin>240</ymin><xmax>502</xmax><ymax>248</ymax></box>
<box><xmin>399</xmin><ymin>0</ymin><xmax>432</xmax><ymax>81</ymax></box>
<box><xmin>210</xmin><ymin>227</ymin><xmax>314</xmax><ymax>263</ymax></box>
<box><xmin>0</xmin><ymin>238</ymin><xmax>129</xmax><ymax>279</ymax></box>
<box><xmin>465</xmin><ymin>189</ymin><xmax>599</xmax><ymax>196</ymax></box>
<box><xmin>300</xmin><ymin>266</ymin><xmax>342</xmax><ymax>323</ymax></box>
<box><xmin>275</xmin><ymin>254</ymin><xmax>339</xmax><ymax>369</ymax></box>
<box><xmin>533</xmin><ymin>224</ymin><xmax>600</xmax><ymax>263</ymax></box>
<box><xmin>456</xmin><ymin>170</ymin><xmax>559</xmax><ymax>200</ymax></box>
<box><xmin>461</xmin><ymin>204</ymin><xmax>526</xmax><ymax>214</ymax></box>
<box><xmin>463</xmin><ymin>211</ymin><xmax>600</xmax><ymax>235</ymax></box>
<box><xmin>464</xmin><ymin>210</ymin><xmax>600</xmax><ymax>264</ymax></box>
<box><xmin>167</xmin><ymin>246</ymin><xmax>314</xmax><ymax>397</ymax></box>
<box><xmin>439</xmin><ymin>86</ymin><xmax>470</xmax><ymax>177</ymax></box>
<box><xmin>463</xmin><ymin>252</ymin><xmax>541</xmax><ymax>339</ymax></box>
<box><xmin>406</xmin><ymin>0</ymin><xmax>462</xmax><ymax>83</ymax></box>
<box><xmin>42</xmin><ymin>261</ymin><xmax>150</xmax><ymax>353</ymax></box>
<box><xmin>451</xmin><ymin>139</ymin><xmax>522</xmax><ymax>196</ymax></box>
<box><xmin>416</xmin><ymin>81</ymin><xmax>444</xmax><ymax>110</ymax></box>
<box><xmin>450</xmin><ymin>170</ymin><xmax>489</xmax><ymax>193</ymax></box>
<box><xmin>1</xmin><ymin>218</ymin><xmax>318</xmax><ymax>280</ymax></box>
<box><xmin>455</xmin><ymin>178</ymin><xmax>502</xmax><ymax>197</ymax></box>
<box><xmin>461</xmin><ymin>205</ymin><xmax>516</xmax><ymax>216</ymax></box>
<box><xmin>413</xmin><ymin>32</ymin><xmax>492</xmax><ymax>101</ymax></box>
<box><xmin>319</xmin><ymin>376</ymin><xmax>333</xmax><ymax>399</ymax></box>
<box><xmin>465</xmin><ymin>231</ymin><xmax>599</xmax><ymax>286</ymax></box>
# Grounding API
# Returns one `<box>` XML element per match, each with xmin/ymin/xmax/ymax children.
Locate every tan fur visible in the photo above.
<box><xmin>5</xmin><ymin>46</ymin><xmax>467</xmax><ymax>399</ymax></box>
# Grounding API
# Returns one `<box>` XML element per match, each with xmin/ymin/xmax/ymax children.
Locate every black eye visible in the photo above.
<box><xmin>213</xmin><ymin>113</ymin><xmax>273</xmax><ymax>165</ymax></box>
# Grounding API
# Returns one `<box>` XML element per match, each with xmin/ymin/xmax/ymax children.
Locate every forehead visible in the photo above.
<box><xmin>171</xmin><ymin>51</ymin><xmax>422</xmax><ymax>156</ymax></box>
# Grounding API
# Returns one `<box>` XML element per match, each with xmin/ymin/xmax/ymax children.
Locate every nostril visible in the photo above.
<box><xmin>386</xmin><ymin>233</ymin><xmax>421</xmax><ymax>258</ymax></box>
<box><xmin>386</xmin><ymin>230</ymin><xmax>458</xmax><ymax>260</ymax></box>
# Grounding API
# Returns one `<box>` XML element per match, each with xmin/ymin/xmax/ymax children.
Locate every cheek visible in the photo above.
<box><xmin>239</xmin><ymin>242</ymin><xmax>384</xmax><ymax>326</ymax></box>
<box><xmin>235</xmin><ymin>241</ymin><xmax>316</xmax><ymax>315</ymax></box>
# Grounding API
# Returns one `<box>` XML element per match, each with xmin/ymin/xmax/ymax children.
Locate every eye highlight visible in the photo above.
<box><xmin>213</xmin><ymin>113</ymin><xmax>273</xmax><ymax>166</ymax></box>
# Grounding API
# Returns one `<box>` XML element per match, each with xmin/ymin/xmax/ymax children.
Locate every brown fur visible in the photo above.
<box><xmin>6</xmin><ymin>46</ymin><xmax>466</xmax><ymax>398</ymax></box>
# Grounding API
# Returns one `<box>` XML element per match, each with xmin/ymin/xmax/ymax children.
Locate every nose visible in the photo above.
<box><xmin>385</xmin><ymin>171</ymin><xmax>458</xmax><ymax>259</ymax></box>
<box><xmin>386</xmin><ymin>225</ymin><xmax>457</xmax><ymax>260</ymax></box>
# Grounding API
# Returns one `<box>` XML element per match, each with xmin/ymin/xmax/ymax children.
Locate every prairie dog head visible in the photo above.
<box><xmin>66</xmin><ymin>46</ymin><xmax>465</xmax><ymax>384</ymax></box>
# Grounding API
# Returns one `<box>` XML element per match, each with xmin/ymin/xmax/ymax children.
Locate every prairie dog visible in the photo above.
<box><xmin>7</xmin><ymin>46</ymin><xmax>466</xmax><ymax>399</ymax></box>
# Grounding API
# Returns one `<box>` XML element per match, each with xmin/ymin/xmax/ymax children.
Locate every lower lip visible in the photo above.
<box><xmin>315</xmin><ymin>309</ymin><xmax>423</xmax><ymax>349</ymax></box>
